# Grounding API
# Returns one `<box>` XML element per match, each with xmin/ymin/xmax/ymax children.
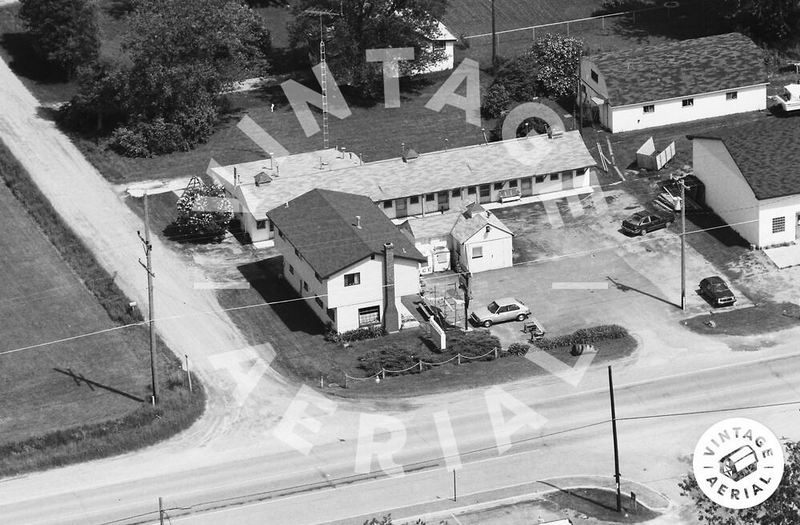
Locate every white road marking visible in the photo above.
<box><xmin>551</xmin><ymin>282</ymin><xmax>609</xmax><ymax>290</ymax></box>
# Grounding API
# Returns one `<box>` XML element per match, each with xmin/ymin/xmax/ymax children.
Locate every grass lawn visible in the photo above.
<box><xmin>543</xmin><ymin>487</ymin><xmax>659</xmax><ymax>523</ymax></box>
<box><xmin>216</xmin><ymin>255</ymin><xmax>638</xmax><ymax>397</ymax></box>
<box><xmin>77</xmin><ymin>70</ymin><xmax>496</xmax><ymax>184</ymax></box>
<box><xmin>0</xmin><ymin>140</ymin><xmax>203</xmax><ymax>476</ymax></box>
<box><xmin>682</xmin><ymin>302</ymin><xmax>800</xmax><ymax>337</ymax></box>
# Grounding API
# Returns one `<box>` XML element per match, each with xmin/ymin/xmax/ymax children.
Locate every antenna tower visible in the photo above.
<box><xmin>304</xmin><ymin>7</ymin><xmax>342</xmax><ymax>150</ymax></box>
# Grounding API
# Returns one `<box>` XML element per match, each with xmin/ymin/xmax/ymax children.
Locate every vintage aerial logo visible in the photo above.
<box><xmin>692</xmin><ymin>417</ymin><xmax>784</xmax><ymax>509</ymax></box>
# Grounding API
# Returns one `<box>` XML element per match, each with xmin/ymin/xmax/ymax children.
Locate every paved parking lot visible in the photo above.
<box><xmin>473</xmin><ymin>184</ymin><xmax>755</xmax><ymax>350</ymax></box>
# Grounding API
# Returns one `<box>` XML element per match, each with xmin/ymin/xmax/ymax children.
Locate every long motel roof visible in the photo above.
<box><xmin>209</xmin><ymin>131</ymin><xmax>597</xmax><ymax>219</ymax></box>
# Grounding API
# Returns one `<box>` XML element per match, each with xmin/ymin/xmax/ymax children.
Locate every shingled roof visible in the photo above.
<box><xmin>587</xmin><ymin>33</ymin><xmax>767</xmax><ymax>107</ymax></box>
<box><xmin>689</xmin><ymin>116</ymin><xmax>800</xmax><ymax>200</ymax></box>
<box><xmin>267</xmin><ymin>189</ymin><xmax>425</xmax><ymax>279</ymax></box>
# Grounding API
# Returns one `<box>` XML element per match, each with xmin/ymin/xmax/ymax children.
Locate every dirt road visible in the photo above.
<box><xmin>0</xmin><ymin>52</ymin><xmax>298</xmax><ymax>455</ymax></box>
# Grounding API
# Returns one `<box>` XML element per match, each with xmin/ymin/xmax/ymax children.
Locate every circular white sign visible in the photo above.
<box><xmin>692</xmin><ymin>417</ymin><xmax>784</xmax><ymax>509</ymax></box>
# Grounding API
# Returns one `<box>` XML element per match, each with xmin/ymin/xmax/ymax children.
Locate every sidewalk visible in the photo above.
<box><xmin>323</xmin><ymin>475</ymin><xmax>670</xmax><ymax>525</ymax></box>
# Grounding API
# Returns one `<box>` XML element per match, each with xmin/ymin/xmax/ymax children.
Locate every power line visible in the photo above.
<box><xmin>0</xmin><ymin>210</ymin><xmax>780</xmax><ymax>358</ymax></box>
<box><xmin>99</xmin><ymin>397</ymin><xmax>800</xmax><ymax>525</ymax></box>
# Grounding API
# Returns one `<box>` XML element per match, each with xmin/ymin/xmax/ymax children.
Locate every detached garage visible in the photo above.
<box><xmin>689</xmin><ymin>117</ymin><xmax>800</xmax><ymax>249</ymax></box>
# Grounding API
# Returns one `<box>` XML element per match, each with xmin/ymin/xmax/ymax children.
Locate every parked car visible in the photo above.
<box><xmin>470</xmin><ymin>297</ymin><xmax>530</xmax><ymax>328</ymax></box>
<box><xmin>699</xmin><ymin>276</ymin><xmax>736</xmax><ymax>307</ymax></box>
<box><xmin>621</xmin><ymin>211</ymin><xmax>674</xmax><ymax>235</ymax></box>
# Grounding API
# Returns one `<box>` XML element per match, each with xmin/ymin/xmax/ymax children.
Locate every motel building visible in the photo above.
<box><xmin>208</xmin><ymin>130</ymin><xmax>598</xmax><ymax>247</ymax></box>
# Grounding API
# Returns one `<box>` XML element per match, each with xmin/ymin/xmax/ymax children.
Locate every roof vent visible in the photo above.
<box><xmin>254</xmin><ymin>172</ymin><xmax>271</xmax><ymax>186</ymax></box>
<box><xmin>402</xmin><ymin>148</ymin><xmax>419</xmax><ymax>163</ymax></box>
<box><xmin>354</xmin><ymin>215</ymin><xmax>362</xmax><ymax>229</ymax></box>
<box><xmin>549</xmin><ymin>129</ymin><xmax>564</xmax><ymax>139</ymax></box>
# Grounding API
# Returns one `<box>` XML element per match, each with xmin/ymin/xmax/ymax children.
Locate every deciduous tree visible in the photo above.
<box><xmin>679</xmin><ymin>440</ymin><xmax>800</xmax><ymax>525</ymax></box>
<box><xmin>721</xmin><ymin>0</ymin><xmax>800</xmax><ymax>43</ymax></box>
<box><xmin>173</xmin><ymin>182</ymin><xmax>233</xmax><ymax>242</ymax></box>
<box><xmin>288</xmin><ymin>0</ymin><xmax>448</xmax><ymax>97</ymax></box>
<box><xmin>529</xmin><ymin>33</ymin><xmax>584</xmax><ymax>100</ymax></box>
<box><xmin>18</xmin><ymin>0</ymin><xmax>100</xmax><ymax>76</ymax></box>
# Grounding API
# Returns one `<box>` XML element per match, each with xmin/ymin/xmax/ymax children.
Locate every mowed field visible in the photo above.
<box><xmin>0</xmin><ymin>181</ymin><xmax>159</xmax><ymax>444</ymax></box>
<box><xmin>443</xmin><ymin>0</ymin><xmax>608</xmax><ymax>37</ymax></box>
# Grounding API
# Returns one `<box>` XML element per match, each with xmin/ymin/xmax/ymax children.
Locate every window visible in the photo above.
<box><xmin>303</xmin><ymin>281</ymin><xmax>309</xmax><ymax>292</ymax></box>
<box><xmin>726</xmin><ymin>91</ymin><xmax>738</xmax><ymax>101</ymax></box>
<box><xmin>494</xmin><ymin>182</ymin><xmax>503</xmax><ymax>190</ymax></box>
<box><xmin>772</xmin><ymin>216</ymin><xmax>786</xmax><ymax>233</ymax></box>
<box><xmin>327</xmin><ymin>308</ymin><xmax>336</xmax><ymax>322</ymax></box>
<box><xmin>507</xmin><ymin>304</ymin><xmax>519</xmax><ymax>311</ymax></box>
<box><xmin>426</xmin><ymin>193</ymin><xmax>435</xmax><ymax>202</ymax></box>
<box><xmin>509</xmin><ymin>180</ymin><xmax>518</xmax><ymax>188</ymax></box>
<box><xmin>383</xmin><ymin>200</ymin><xmax>393</xmax><ymax>209</ymax></box>
<box><xmin>358</xmin><ymin>305</ymin><xmax>381</xmax><ymax>327</ymax></box>
<box><xmin>256</xmin><ymin>219</ymin><xmax>267</xmax><ymax>230</ymax></box>
<box><xmin>643</xmin><ymin>105</ymin><xmax>655</xmax><ymax>113</ymax></box>
<box><xmin>471</xmin><ymin>246</ymin><xmax>483</xmax><ymax>259</ymax></box>
<box><xmin>535</xmin><ymin>175</ymin><xmax>545</xmax><ymax>183</ymax></box>
<box><xmin>288</xmin><ymin>264</ymin><xmax>295</xmax><ymax>275</ymax></box>
<box><xmin>467</xmin><ymin>186</ymin><xmax>476</xmax><ymax>195</ymax></box>
<box><xmin>682</xmin><ymin>98</ymin><xmax>694</xmax><ymax>107</ymax></box>
<box><xmin>550</xmin><ymin>173</ymin><xmax>559</xmax><ymax>181</ymax></box>
<box><xmin>344</xmin><ymin>272</ymin><xmax>361</xmax><ymax>287</ymax></box>
<box><xmin>590</xmin><ymin>70</ymin><xmax>598</xmax><ymax>82</ymax></box>
<box><xmin>433</xmin><ymin>40</ymin><xmax>446</xmax><ymax>51</ymax></box>
<box><xmin>410</xmin><ymin>196</ymin><xmax>420</xmax><ymax>204</ymax></box>
<box><xmin>452</xmin><ymin>189</ymin><xmax>461</xmax><ymax>198</ymax></box>
<box><xmin>315</xmin><ymin>297</ymin><xmax>324</xmax><ymax>308</ymax></box>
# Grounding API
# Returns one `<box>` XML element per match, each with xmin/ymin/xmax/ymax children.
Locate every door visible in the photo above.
<box><xmin>396</xmin><ymin>198</ymin><xmax>407</xmax><ymax>218</ymax></box>
<box><xmin>562</xmin><ymin>170</ymin><xmax>573</xmax><ymax>190</ymax></box>
<box><xmin>437</xmin><ymin>191</ymin><xmax>449</xmax><ymax>212</ymax></box>
<box><xmin>479</xmin><ymin>184</ymin><xmax>491</xmax><ymax>204</ymax></box>
<box><xmin>521</xmin><ymin>177</ymin><xmax>533</xmax><ymax>197</ymax></box>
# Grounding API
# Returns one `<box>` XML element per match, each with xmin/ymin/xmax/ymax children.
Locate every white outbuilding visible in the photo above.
<box><xmin>581</xmin><ymin>33</ymin><xmax>768</xmax><ymax>133</ymax></box>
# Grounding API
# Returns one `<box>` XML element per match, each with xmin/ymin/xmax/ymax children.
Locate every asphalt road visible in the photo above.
<box><xmin>2</xmin><ymin>352</ymin><xmax>799</xmax><ymax>525</ymax></box>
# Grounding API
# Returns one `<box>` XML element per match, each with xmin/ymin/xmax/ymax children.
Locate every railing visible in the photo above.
<box><xmin>342</xmin><ymin>347</ymin><xmax>500</xmax><ymax>387</ymax></box>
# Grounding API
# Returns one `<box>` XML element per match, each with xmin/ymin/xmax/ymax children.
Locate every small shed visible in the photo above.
<box><xmin>636</xmin><ymin>137</ymin><xmax>676</xmax><ymax>171</ymax></box>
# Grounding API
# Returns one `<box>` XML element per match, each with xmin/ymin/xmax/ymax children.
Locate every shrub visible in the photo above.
<box><xmin>534</xmin><ymin>324</ymin><xmax>628</xmax><ymax>351</ymax></box>
<box><xmin>447</xmin><ymin>329</ymin><xmax>501</xmax><ymax>360</ymax></box>
<box><xmin>358</xmin><ymin>344</ymin><xmax>419</xmax><ymax>376</ymax></box>
<box><xmin>506</xmin><ymin>343</ymin><xmax>530</xmax><ymax>356</ymax></box>
<box><xmin>326</xmin><ymin>325</ymin><xmax>387</xmax><ymax>344</ymax></box>
<box><xmin>482</xmin><ymin>83</ymin><xmax>511</xmax><ymax>119</ymax></box>
<box><xmin>171</xmin><ymin>182</ymin><xmax>233</xmax><ymax>243</ymax></box>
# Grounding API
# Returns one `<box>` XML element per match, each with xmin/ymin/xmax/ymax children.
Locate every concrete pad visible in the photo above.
<box><xmin>763</xmin><ymin>243</ymin><xmax>800</xmax><ymax>269</ymax></box>
<box><xmin>565</xmin><ymin>194</ymin><xmax>584</xmax><ymax>218</ymax></box>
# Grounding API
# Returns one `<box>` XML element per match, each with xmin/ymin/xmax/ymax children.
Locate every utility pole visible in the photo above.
<box><xmin>608</xmin><ymin>366</ymin><xmax>622</xmax><ymax>512</ymax></box>
<box><xmin>138</xmin><ymin>193</ymin><xmax>158</xmax><ymax>405</ymax></box>
<box><xmin>491</xmin><ymin>0</ymin><xmax>497</xmax><ymax>75</ymax></box>
<box><xmin>158</xmin><ymin>497</ymin><xmax>165</xmax><ymax>525</ymax></box>
<box><xmin>679</xmin><ymin>179</ymin><xmax>687</xmax><ymax>311</ymax></box>
<box><xmin>577</xmin><ymin>49</ymin><xmax>583</xmax><ymax>133</ymax></box>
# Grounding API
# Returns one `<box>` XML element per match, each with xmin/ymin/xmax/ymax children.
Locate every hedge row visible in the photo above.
<box><xmin>533</xmin><ymin>324</ymin><xmax>629</xmax><ymax>351</ymax></box>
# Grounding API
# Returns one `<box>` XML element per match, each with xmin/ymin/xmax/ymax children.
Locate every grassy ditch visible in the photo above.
<box><xmin>0</xmin><ymin>374</ymin><xmax>203</xmax><ymax>477</ymax></box>
<box><xmin>0</xmin><ymin>139</ymin><xmax>205</xmax><ymax>477</ymax></box>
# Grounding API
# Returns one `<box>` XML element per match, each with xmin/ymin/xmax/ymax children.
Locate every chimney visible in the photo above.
<box><xmin>354</xmin><ymin>215</ymin><xmax>362</xmax><ymax>229</ymax></box>
<box><xmin>383</xmin><ymin>242</ymin><xmax>400</xmax><ymax>333</ymax></box>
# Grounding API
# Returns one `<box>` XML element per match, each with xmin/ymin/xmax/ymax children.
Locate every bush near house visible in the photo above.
<box><xmin>325</xmin><ymin>325</ymin><xmax>387</xmax><ymax>345</ymax></box>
